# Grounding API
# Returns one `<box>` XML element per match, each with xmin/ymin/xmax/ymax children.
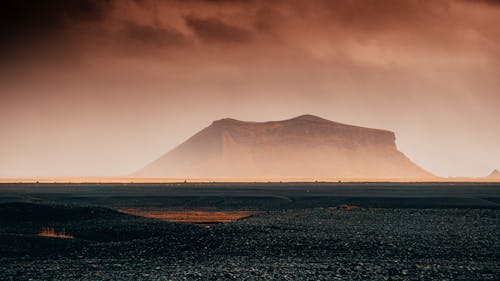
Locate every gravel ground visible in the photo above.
<box><xmin>0</xmin><ymin>204</ymin><xmax>499</xmax><ymax>280</ymax></box>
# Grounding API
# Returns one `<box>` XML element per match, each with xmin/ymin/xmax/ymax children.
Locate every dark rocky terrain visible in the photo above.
<box><xmin>136</xmin><ymin>115</ymin><xmax>433</xmax><ymax>179</ymax></box>
<box><xmin>1</xmin><ymin>183</ymin><xmax>500</xmax><ymax>280</ymax></box>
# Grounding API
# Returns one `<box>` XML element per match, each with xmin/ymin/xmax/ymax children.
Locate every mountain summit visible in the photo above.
<box><xmin>487</xmin><ymin>169</ymin><xmax>500</xmax><ymax>179</ymax></box>
<box><xmin>136</xmin><ymin>115</ymin><xmax>434</xmax><ymax>179</ymax></box>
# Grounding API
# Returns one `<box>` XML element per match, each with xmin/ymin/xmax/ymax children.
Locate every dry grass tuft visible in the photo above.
<box><xmin>37</xmin><ymin>227</ymin><xmax>74</xmax><ymax>239</ymax></box>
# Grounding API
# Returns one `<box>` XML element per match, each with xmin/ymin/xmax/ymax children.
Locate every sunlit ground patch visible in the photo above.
<box><xmin>120</xmin><ymin>209</ymin><xmax>255</xmax><ymax>224</ymax></box>
<box><xmin>37</xmin><ymin>227</ymin><xmax>74</xmax><ymax>239</ymax></box>
<box><xmin>328</xmin><ymin>205</ymin><xmax>360</xmax><ymax>211</ymax></box>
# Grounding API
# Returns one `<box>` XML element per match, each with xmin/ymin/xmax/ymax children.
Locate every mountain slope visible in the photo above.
<box><xmin>487</xmin><ymin>169</ymin><xmax>500</xmax><ymax>179</ymax></box>
<box><xmin>135</xmin><ymin>115</ymin><xmax>434</xmax><ymax>179</ymax></box>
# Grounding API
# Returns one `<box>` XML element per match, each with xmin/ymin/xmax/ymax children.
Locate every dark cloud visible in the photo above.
<box><xmin>171</xmin><ymin>0</ymin><xmax>258</xmax><ymax>5</ymax></box>
<box><xmin>465</xmin><ymin>0</ymin><xmax>500</xmax><ymax>5</ymax></box>
<box><xmin>0</xmin><ymin>0</ymin><xmax>112</xmax><ymax>42</ymax></box>
<box><xmin>117</xmin><ymin>22</ymin><xmax>188</xmax><ymax>48</ymax></box>
<box><xmin>1</xmin><ymin>0</ymin><xmax>499</xmax><ymax>60</ymax></box>
<box><xmin>185</xmin><ymin>15</ymin><xmax>253</xmax><ymax>44</ymax></box>
<box><xmin>0</xmin><ymin>0</ymin><xmax>114</xmax><ymax>59</ymax></box>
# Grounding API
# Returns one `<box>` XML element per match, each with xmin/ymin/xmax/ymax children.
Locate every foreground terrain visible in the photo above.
<box><xmin>0</xmin><ymin>183</ymin><xmax>499</xmax><ymax>280</ymax></box>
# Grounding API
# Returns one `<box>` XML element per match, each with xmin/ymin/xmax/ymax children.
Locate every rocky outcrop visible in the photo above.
<box><xmin>135</xmin><ymin>115</ymin><xmax>434</xmax><ymax>179</ymax></box>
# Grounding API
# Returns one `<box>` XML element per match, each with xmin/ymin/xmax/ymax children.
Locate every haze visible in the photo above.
<box><xmin>1</xmin><ymin>0</ymin><xmax>499</xmax><ymax>178</ymax></box>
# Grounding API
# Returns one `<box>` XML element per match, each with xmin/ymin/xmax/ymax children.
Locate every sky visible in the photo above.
<box><xmin>1</xmin><ymin>0</ymin><xmax>499</xmax><ymax>178</ymax></box>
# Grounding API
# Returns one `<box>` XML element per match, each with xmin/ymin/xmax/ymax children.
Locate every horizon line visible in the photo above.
<box><xmin>0</xmin><ymin>177</ymin><xmax>499</xmax><ymax>184</ymax></box>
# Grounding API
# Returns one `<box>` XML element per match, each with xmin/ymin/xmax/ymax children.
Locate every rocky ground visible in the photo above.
<box><xmin>0</xmin><ymin>203</ymin><xmax>499</xmax><ymax>280</ymax></box>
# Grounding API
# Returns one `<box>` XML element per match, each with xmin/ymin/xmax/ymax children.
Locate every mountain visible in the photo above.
<box><xmin>135</xmin><ymin>115</ymin><xmax>434</xmax><ymax>179</ymax></box>
<box><xmin>486</xmin><ymin>169</ymin><xmax>500</xmax><ymax>179</ymax></box>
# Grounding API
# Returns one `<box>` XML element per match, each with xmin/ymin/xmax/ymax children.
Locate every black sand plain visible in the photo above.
<box><xmin>0</xmin><ymin>182</ymin><xmax>499</xmax><ymax>280</ymax></box>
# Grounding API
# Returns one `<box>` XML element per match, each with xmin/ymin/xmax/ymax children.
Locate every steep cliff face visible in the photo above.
<box><xmin>136</xmin><ymin>115</ymin><xmax>434</xmax><ymax>179</ymax></box>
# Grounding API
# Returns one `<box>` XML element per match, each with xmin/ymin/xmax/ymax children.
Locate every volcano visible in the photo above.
<box><xmin>135</xmin><ymin>115</ymin><xmax>434</xmax><ymax>179</ymax></box>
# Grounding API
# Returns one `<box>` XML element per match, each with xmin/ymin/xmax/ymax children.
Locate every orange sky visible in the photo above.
<box><xmin>1</xmin><ymin>0</ymin><xmax>499</xmax><ymax>178</ymax></box>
